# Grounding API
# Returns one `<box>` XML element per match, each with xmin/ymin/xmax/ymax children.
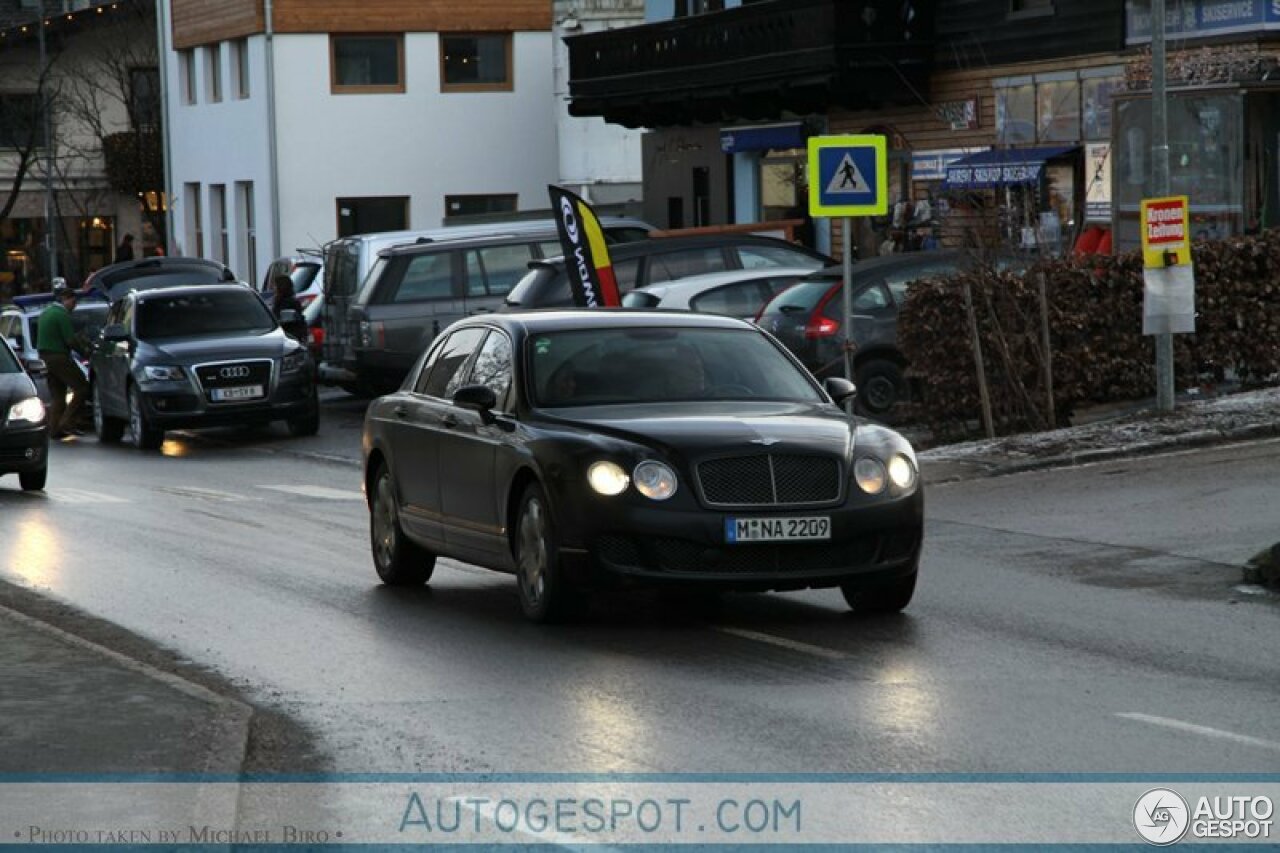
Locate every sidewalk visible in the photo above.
<box><xmin>0</xmin><ymin>604</ymin><xmax>251</xmax><ymax>774</ymax></box>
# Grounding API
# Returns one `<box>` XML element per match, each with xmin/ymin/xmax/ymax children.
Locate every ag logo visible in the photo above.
<box><xmin>1135</xmin><ymin>788</ymin><xmax>1190</xmax><ymax>846</ymax></box>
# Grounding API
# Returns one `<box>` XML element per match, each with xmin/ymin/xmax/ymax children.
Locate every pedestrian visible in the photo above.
<box><xmin>271</xmin><ymin>273</ymin><xmax>308</xmax><ymax>342</ymax></box>
<box><xmin>115</xmin><ymin>233</ymin><xmax>135</xmax><ymax>263</ymax></box>
<box><xmin>36</xmin><ymin>283</ymin><xmax>91</xmax><ymax>439</ymax></box>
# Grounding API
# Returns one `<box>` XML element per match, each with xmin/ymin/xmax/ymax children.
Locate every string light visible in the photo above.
<box><xmin>0</xmin><ymin>3</ymin><xmax>124</xmax><ymax>48</ymax></box>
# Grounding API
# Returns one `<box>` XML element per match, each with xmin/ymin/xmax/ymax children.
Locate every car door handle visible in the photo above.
<box><xmin>441</xmin><ymin>414</ymin><xmax>459</xmax><ymax>429</ymax></box>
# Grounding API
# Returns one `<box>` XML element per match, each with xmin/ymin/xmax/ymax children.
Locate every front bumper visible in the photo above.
<box><xmin>137</xmin><ymin>372</ymin><xmax>315</xmax><ymax>429</ymax></box>
<box><xmin>556</xmin><ymin>493</ymin><xmax>923</xmax><ymax>592</ymax></box>
<box><xmin>0</xmin><ymin>423</ymin><xmax>49</xmax><ymax>474</ymax></box>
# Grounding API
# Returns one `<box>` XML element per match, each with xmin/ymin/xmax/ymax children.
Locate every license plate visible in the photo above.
<box><xmin>210</xmin><ymin>385</ymin><xmax>264</xmax><ymax>402</ymax></box>
<box><xmin>725</xmin><ymin>516</ymin><xmax>831</xmax><ymax>543</ymax></box>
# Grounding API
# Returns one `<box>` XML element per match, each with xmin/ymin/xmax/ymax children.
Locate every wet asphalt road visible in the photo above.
<box><xmin>1</xmin><ymin>393</ymin><xmax>1278</xmax><ymax>773</ymax></box>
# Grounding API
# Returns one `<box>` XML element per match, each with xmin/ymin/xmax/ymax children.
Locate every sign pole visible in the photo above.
<box><xmin>1152</xmin><ymin>0</ymin><xmax>1175</xmax><ymax>411</ymax></box>
<box><xmin>841</xmin><ymin>217</ymin><xmax>855</xmax><ymax>415</ymax></box>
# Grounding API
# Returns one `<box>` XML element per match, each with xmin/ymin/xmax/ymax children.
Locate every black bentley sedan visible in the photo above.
<box><xmin>89</xmin><ymin>284</ymin><xmax>318</xmax><ymax>450</ymax></box>
<box><xmin>363</xmin><ymin>310</ymin><xmax>923</xmax><ymax>622</ymax></box>
<box><xmin>0</xmin><ymin>335</ymin><xmax>48</xmax><ymax>491</ymax></box>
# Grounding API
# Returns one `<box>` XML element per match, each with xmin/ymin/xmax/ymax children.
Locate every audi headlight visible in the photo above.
<box><xmin>854</xmin><ymin>457</ymin><xmax>887</xmax><ymax>495</ymax></box>
<box><xmin>587</xmin><ymin>461</ymin><xmax>630</xmax><ymax>496</ymax></box>
<box><xmin>6</xmin><ymin>396</ymin><xmax>45</xmax><ymax>425</ymax></box>
<box><xmin>142</xmin><ymin>365</ymin><xmax>184</xmax><ymax>381</ymax></box>
<box><xmin>282</xmin><ymin>349</ymin><xmax>307</xmax><ymax>374</ymax></box>
<box><xmin>633</xmin><ymin>460</ymin><xmax>677</xmax><ymax>501</ymax></box>
<box><xmin>887</xmin><ymin>454</ymin><xmax>916</xmax><ymax>490</ymax></box>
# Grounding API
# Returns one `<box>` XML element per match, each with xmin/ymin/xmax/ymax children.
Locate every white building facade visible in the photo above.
<box><xmin>159</xmin><ymin>0</ymin><xmax>559</xmax><ymax>285</ymax></box>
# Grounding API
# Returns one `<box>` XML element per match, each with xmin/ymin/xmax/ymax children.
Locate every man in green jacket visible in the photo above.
<box><xmin>36</xmin><ymin>285</ymin><xmax>90</xmax><ymax>438</ymax></box>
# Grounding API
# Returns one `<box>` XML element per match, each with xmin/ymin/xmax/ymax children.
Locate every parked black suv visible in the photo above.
<box><xmin>503</xmin><ymin>233</ymin><xmax>831</xmax><ymax>309</ymax></box>
<box><xmin>89</xmin><ymin>285</ymin><xmax>317</xmax><ymax>449</ymax></box>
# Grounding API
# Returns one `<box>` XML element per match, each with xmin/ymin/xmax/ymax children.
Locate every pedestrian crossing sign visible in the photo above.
<box><xmin>808</xmin><ymin>135</ymin><xmax>888</xmax><ymax>217</ymax></box>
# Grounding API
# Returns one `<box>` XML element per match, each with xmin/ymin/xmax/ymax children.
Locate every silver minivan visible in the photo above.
<box><xmin>319</xmin><ymin>218</ymin><xmax>652</xmax><ymax>394</ymax></box>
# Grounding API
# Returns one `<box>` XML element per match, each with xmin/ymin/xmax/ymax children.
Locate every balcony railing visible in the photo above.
<box><xmin>568</xmin><ymin>0</ymin><xmax>934</xmax><ymax>127</ymax></box>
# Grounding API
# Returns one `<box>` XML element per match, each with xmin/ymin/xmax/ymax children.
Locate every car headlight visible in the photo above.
<box><xmin>6</xmin><ymin>396</ymin><xmax>45</xmax><ymax>425</ymax></box>
<box><xmin>142</xmin><ymin>365</ymin><xmax>185</xmax><ymax>381</ymax></box>
<box><xmin>633</xmin><ymin>460</ymin><xmax>678</xmax><ymax>501</ymax></box>
<box><xmin>282</xmin><ymin>349</ymin><xmax>307</xmax><ymax>373</ymax></box>
<box><xmin>887</xmin><ymin>454</ymin><xmax>916</xmax><ymax>490</ymax></box>
<box><xmin>588</xmin><ymin>461</ymin><xmax>630</xmax><ymax>496</ymax></box>
<box><xmin>854</xmin><ymin>457</ymin><xmax>887</xmax><ymax>495</ymax></box>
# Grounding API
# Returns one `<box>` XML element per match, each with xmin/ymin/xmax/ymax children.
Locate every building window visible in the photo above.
<box><xmin>994</xmin><ymin>80</ymin><xmax>1036</xmax><ymax>145</ymax></box>
<box><xmin>330</xmin><ymin>34</ymin><xmax>405</xmax><ymax>93</ymax></box>
<box><xmin>206</xmin><ymin>45</ymin><xmax>222</xmax><ymax>103</ymax></box>
<box><xmin>0</xmin><ymin>93</ymin><xmax>43</xmax><ymax>149</ymax></box>
<box><xmin>1010</xmin><ymin>0</ymin><xmax>1053</xmax><ymax>14</ymax></box>
<box><xmin>445</xmin><ymin>194</ymin><xmax>518</xmax><ymax>219</ymax></box>
<box><xmin>179</xmin><ymin>49</ymin><xmax>196</xmax><ymax>105</ymax></box>
<box><xmin>129</xmin><ymin>67</ymin><xmax>160</xmax><ymax>130</ymax></box>
<box><xmin>440</xmin><ymin>34</ymin><xmax>512</xmax><ymax>91</ymax></box>
<box><xmin>1036</xmin><ymin>78</ymin><xmax>1080</xmax><ymax>143</ymax></box>
<box><xmin>336</xmin><ymin>196</ymin><xmax>409</xmax><ymax>238</ymax></box>
<box><xmin>232</xmin><ymin>39</ymin><xmax>250</xmax><ymax>99</ymax></box>
<box><xmin>184</xmin><ymin>183</ymin><xmax>203</xmax><ymax>257</ymax></box>
<box><xmin>210</xmin><ymin>184</ymin><xmax>228</xmax><ymax>263</ymax></box>
<box><xmin>1082</xmin><ymin>71</ymin><xmax>1123</xmax><ymax>141</ymax></box>
<box><xmin>236</xmin><ymin>182</ymin><xmax>256</xmax><ymax>286</ymax></box>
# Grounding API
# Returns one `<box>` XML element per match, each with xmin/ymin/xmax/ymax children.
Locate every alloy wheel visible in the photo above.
<box><xmin>518</xmin><ymin>497</ymin><xmax>548</xmax><ymax>607</ymax></box>
<box><xmin>373</xmin><ymin>471</ymin><xmax>398</xmax><ymax>570</ymax></box>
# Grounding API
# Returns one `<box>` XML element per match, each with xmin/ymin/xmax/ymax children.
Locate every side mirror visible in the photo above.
<box><xmin>103</xmin><ymin>323</ymin><xmax>129</xmax><ymax>343</ymax></box>
<box><xmin>278</xmin><ymin>309</ymin><xmax>301</xmax><ymax>325</ymax></box>
<box><xmin>453</xmin><ymin>384</ymin><xmax>498</xmax><ymax>422</ymax></box>
<box><xmin>823</xmin><ymin>376</ymin><xmax>857</xmax><ymax>407</ymax></box>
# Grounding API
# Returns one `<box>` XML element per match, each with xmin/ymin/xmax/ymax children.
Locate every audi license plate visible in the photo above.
<box><xmin>210</xmin><ymin>385</ymin><xmax>264</xmax><ymax>402</ymax></box>
<box><xmin>725</xmin><ymin>516</ymin><xmax>830</xmax><ymax>543</ymax></box>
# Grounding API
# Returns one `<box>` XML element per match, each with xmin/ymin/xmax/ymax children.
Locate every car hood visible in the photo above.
<box><xmin>140</xmin><ymin>332</ymin><xmax>292</xmax><ymax>365</ymax></box>
<box><xmin>544</xmin><ymin>401</ymin><xmax>857</xmax><ymax>460</ymax></box>
<box><xmin>0</xmin><ymin>371</ymin><xmax>39</xmax><ymax>413</ymax></box>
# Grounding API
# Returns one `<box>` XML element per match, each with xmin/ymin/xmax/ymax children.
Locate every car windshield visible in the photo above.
<box><xmin>0</xmin><ymin>338</ymin><xmax>19</xmax><ymax>373</ymax></box>
<box><xmin>529</xmin><ymin>326</ymin><xmax>823</xmax><ymax>407</ymax></box>
<box><xmin>136</xmin><ymin>290</ymin><xmax>276</xmax><ymax>340</ymax></box>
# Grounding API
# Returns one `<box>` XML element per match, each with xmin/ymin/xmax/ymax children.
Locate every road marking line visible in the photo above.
<box><xmin>257</xmin><ymin>484</ymin><xmax>362</xmax><ymax>500</ymax></box>
<box><xmin>715</xmin><ymin>627</ymin><xmax>848</xmax><ymax>661</ymax></box>
<box><xmin>44</xmin><ymin>488</ymin><xmax>129</xmax><ymax>504</ymax></box>
<box><xmin>1116</xmin><ymin>713</ymin><xmax>1280</xmax><ymax>753</ymax></box>
<box><xmin>157</xmin><ymin>486</ymin><xmax>258</xmax><ymax>503</ymax></box>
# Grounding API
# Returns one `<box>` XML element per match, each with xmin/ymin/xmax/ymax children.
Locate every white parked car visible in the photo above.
<box><xmin>619</xmin><ymin>266</ymin><xmax>816</xmax><ymax>321</ymax></box>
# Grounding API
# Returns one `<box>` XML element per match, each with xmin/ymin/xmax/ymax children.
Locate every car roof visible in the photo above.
<box><xmin>534</xmin><ymin>233</ymin><xmax>830</xmax><ymax>269</ymax></box>
<box><xmin>633</xmin><ymin>266</ymin><xmax>820</xmax><ymax>299</ymax></box>
<box><xmin>473</xmin><ymin>308</ymin><xmax>754</xmax><ymax>336</ymax></box>
<box><xmin>336</xmin><ymin>217</ymin><xmax>652</xmax><ymax>253</ymax></box>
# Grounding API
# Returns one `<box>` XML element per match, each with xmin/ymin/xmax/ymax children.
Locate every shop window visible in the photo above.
<box><xmin>1082</xmin><ymin>74</ymin><xmax>1123</xmax><ymax>141</ymax></box>
<box><xmin>440</xmin><ymin>34</ymin><xmax>512</xmax><ymax>92</ymax></box>
<box><xmin>331</xmin><ymin>35</ymin><xmax>405</xmax><ymax>93</ymax></box>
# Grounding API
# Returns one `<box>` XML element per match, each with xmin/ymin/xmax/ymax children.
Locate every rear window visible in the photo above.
<box><xmin>291</xmin><ymin>262</ymin><xmax>321</xmax><ymax>292</ymax></box>
<box><xmin>759</xmin><ymin>280</ymin><xmax>834</xmax><ymax>315</ymax></box>
<box><xmin>136</xmin><ymin>290</ymin><xmax>276</xmax><ymax>340</ymax></box>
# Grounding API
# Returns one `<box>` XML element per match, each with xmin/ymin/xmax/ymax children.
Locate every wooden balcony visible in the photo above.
<box><xmin>567</xmin><ymin>0</ymin><xmax>935</xmax><ymax>128</ymax></box>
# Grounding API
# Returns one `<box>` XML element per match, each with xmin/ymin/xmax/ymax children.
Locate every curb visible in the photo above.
<box><xmin>0</xmin><ymin>603</ymin><xmax>254</xmax><ymax>775</ymax></box>
<box><xmin>922</xmin><ymin>421</ymin><xmax>1280</xmax><ymax>485</ymax></box>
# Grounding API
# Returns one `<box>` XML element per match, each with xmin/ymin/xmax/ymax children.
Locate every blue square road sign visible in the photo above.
<box><xmin>808</xmin><ymin>135</ymin><xmax>888</xmax><ymax>218</ymax></box>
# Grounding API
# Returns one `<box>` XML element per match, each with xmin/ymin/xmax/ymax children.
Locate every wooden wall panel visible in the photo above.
<box><xmin>271</xmin><ymin>1</ymin><xmax>551</xmax><ymax>34</ymax></box>
<box><xmin>171</xmin><ymin>0</ymin><xmax>263</xmax><ymax>49</ymax></box>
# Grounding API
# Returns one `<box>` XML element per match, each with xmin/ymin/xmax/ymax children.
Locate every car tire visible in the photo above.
<box><xmin>514</xmin><ymin>483</ymin><xmax>578</xmax><ymax>623</ymax></box>
<box><xmin>93</xmin><ymin>382</ymin><xmax>125</xmax><ymax>444</ymax></box>
<box><xmin>855</xmin><ymin>359</ymin><xmax>906</xmax><ymax>417</ymax></box>
<box><xmin>841</xmin><ymin>569</ymin><xmax>917</xmax><ymax>614</ymax></box>
<box><xmin>287</xmin><ymin>392</ymin><xmax>320</xmax><ymax>437</ymax></box>
<box><xmin>19</xmin><ymin>466</ymin><xmax>47</xmax><ymax>492</ymax></box>
<box><xmin>370</xmin><ymin>463</ymin><xmax>435</xmax><ymax>586</ymax></box>
<box><xmin>128</xmin><ymin>385</ymin><xmax>164</xmax><ymax>450</ymax></box>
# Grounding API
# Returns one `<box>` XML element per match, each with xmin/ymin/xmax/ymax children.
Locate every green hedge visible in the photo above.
<box><xmin>897</xmin><ymin>231</ymin><xmax>1280</xmax><ymax>440</ymax></box>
